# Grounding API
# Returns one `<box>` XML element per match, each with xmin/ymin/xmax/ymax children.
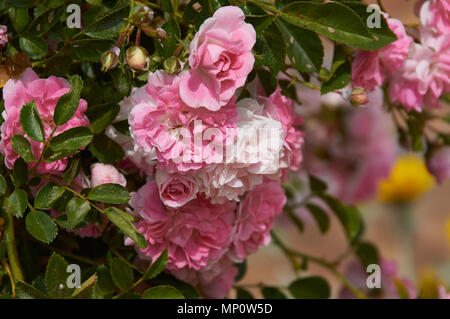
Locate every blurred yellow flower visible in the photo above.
<box><xmin>378</xmin><ymin>154</ymin><xmax>435</xmax><ymax>203</ymax></box>
<box><xmin>446</xmin><ymin>220</ymin><xmax>450</xmax><ymax>245</ymax></box>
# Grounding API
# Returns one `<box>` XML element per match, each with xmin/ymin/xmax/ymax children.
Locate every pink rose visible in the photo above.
<box><xmin>171</xmin><ymin>255</ymin><xmax>238</xmax><ymax>299</ymax></box>
<box><xmin>420</xmin><ymin>0</ymin><xmax>450</xmax><ymax>35</ymax></box>
<box><xmin>91</xmin><ymin>163</ymin><xmax>126</xmax><ymax>187</ymax></box>
<box><xmin>230</xmin><ymin>180</ymin><xmax>286</xmax><ymax>260</ymax></box>
<box><xmin>180</xmin><ymin>6</ymin><xmax>256</xmax><ymax>110</ymax></box>
<box><xmin>352</xmin><ymin>16</ymin><xmax>413</xmax><ymax>91</ymax></box>
<box><xmin>129</xmin><ymin>71</ymin><xmax>238</xmax><ymax>173</ymax></box>
<box><xmin>155</xmin><ymin>169</ymin><xmax>198</xmax><ymax>208</ymax></box>
<box><xmin>0</xmin><ymin>25</ymin><xmax>7</xmax><ymax>49</ymax></box>
<box><xmin>0</xmin><ymin>68</ymin><xmax>89</xmax><ymax>174</ymax></box>
<box><xmin>426</xmin><ymin>146</ymin><xmax>450</xmax><ymax>183</ymax></box>
<box><xmin>438</xmin><ymin>286</ymin><xmax>450</xmax><ymax>299</ymax></box>
<box><xmin>127</xmin><ymin>181</ymin><xmax>236</xmax><ymax>270</ymax></box>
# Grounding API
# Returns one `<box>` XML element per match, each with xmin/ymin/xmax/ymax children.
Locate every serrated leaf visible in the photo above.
<box><xmin>320</xmin><ymin>58</ymin><xmax>351</xmax><ymax>95</ymax></box>
<box><xmin>7</xmin><ymin>189</ymin><xmax>28</xmax><ymax>218</ymax></box>
<box><xmin>254</xmin><ymin>26</ymin><xmax>286</xmax><ymax>74</ymax></box>
<box><xmin>66</xmin><ymin>197</ymin><xmax>91</xmax><ymax>228</ymax></box>
<box><xmin>19</xmin><ymin>101</ymin><xmax>45</xmax><ymax>142</ymax></box>
<box><xmin>103</xmin><ymin>207</ymin><xmax>147</xmax><ymax>249</ymax></box>
<box><xmin>19</xmin><ymin>37</ymin><xmax>48</xmax><ymax>60</ymax></box>
<box><xmin>110</xmin><ymin>258</ymin><xmax>133</xmax><ymax>291</ymax></box>
<box><xmin>280</xmin><ymin>2</ymin><xmax>379</xmax><ymax>50</ymax></box>
<box><xmin>86</xmin><ymin>103</ymin><xmax>120</xmax><ymax>134</ymax></box>
<box><xmin>34</xmin><ymin>183</ymin><xmax>65</xmax><ymax>210</ymax></box>
<box><xmin>288</xmin><ymin>276</ymin><xmax>330</xmax><ymax>299</ymax></box>
<box><xmin>70</xmin><ymin>274</ymin><xmax>98</xmax><ymax>299</ymax></box>
<box><xmin>88</xmin><ymin>133</ymin><xmax>125</xmax><ymax>164</ymax></box>
<box><xmin>142</xmin><ymin>285</ymin><xmax>184</xmax><ymax>299</ymax></box>
<box><xmin>15</xmin><ymin>281</ymin><xmax>48</xmax><ymax>299</ymax></box>
<box><xmin>44</xmin><ymin>253</ymin><xmax>73</xmax><ymax>298</ymax></box>
<box><xmin>306</xmin><ymin>203</ymin><xmax>330</xmax><ymax>233</ymax></box>
<box><xmin>275</xmin><ymin>19</ymin><xmax>323</xmax><ymax>73</ymax></box>
<box><xmin>53</xmin><ymin>75</ymin><xmax>83</xmax><ymax>126</ymax></box>
<box><xmin>50</xmin><ymin>126</ymin><xmax>93</xmax><ymax>152</ymax></box>
<box><xmin>11</xmin><ymin>134</ymin><xmax>35</xmax><ymax>163</ymax></box>
<box><xmin>143</xmin><ymin>250</ymin><xmax>168</xmax><ymax>280</ymax></box>
<box><xmin>84</xmin><ymin>4</ymin><xmax>129</xmax><ymax>40</ymax></box>
<box><xmin>87</xmin><ymin>183</ymin><xmax>129</xmax><ymax>204</ymax></box>
<box><xmin>25</xmin><ymin>210</ymin><xmax>57</xmax><ymax>244</ymax></box>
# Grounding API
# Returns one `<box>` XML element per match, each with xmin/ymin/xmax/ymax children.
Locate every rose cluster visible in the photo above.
<box><xmin>105</xmin><ymin>6</ymin><xmax>303</xmax><ymax>298</ymax></box>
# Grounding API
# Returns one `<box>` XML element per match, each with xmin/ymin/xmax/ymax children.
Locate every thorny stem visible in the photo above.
<box><xmin>271</xmin><ymin>231</ymin><xmax>368</xmax><ymax>299</ymax></box>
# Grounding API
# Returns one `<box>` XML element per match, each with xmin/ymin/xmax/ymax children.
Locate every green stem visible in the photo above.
<box><xmin>1</xmin><ymin>200</ymin><xmax>24</xmax><ymax>283</ymax></box>
<box><xmin>271</xmin><ymin>231</ymin><xmax>368</xmax><ymax>299</ymax></box>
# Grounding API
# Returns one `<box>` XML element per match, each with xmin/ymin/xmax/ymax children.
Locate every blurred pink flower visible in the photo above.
<box><xmin>127</xmin><ymin>181</ymin><xmax>236</xmax><ymax>271</ymax></box>
<box><xmin>0</xmin><ymin>25</ymin><xmax>7</xmax><ymax>49</ymax></box>
<box><xmin>419</xmin><ymin>0</ymin><xmax>450</xmax><ymax>35</ymax></box>
<box><xmin>180</xmin><ymin>6</ymin><xmax>256</xmax><ymax>110</ymax></box>
<box><xmin>171</xmin><ymin>255</ymin><xmax>237</xmax><ymax>299</ymax></box>
<box><xmin>426</xmin><ymin>146</ymin><xmax>450</xmax><ymax>183</ymax></box>
<box><xmin>91</xmin><ymin>163</ymin><xmax>126</xmax><ymax>187</ymax></box>
<box><xmin>229</xmin><ymin>179</ymin><xmax>286</xmax><ymax>261</ymax></box>
<box><xmin>352</xmin><ymin>16</ymin><xmax>413</xmax><ymax>91</ymax></box>
<box><xmin>0</xmin><ymin>68</ymin><xmax>89</xmax><ymax>174</ymax></box>
<box><xmin>438</xmin><ymin>285</ymin><xmax>450</xmax><ymax>299</ymax></box>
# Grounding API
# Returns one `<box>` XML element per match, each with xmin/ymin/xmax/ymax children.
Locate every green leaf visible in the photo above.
<box><xmin>309</xmin><ymin>174</ymin><xmax>327</xmax><ymax>194</ymax></box>
<box><xmin>25</xmin><ymin>210</ymin><xmax>57</xmax><ymax>244</ymax></box>
<box><xmin>0</xmin><ymin>176</ymin><xmax>6</xmax><ymax>196</ymax></box>
<box><xmin>8</xmin><ymin>7</ymin><xmax>30</xmax><ymax>33</ymax></box>
<box><xmin>274</xmin><ymin>19</ymin><xmax>323</xmax><ymax>73</ymax></box>
<box><xmin>13</xmin><ymin>158</ymin><xmax>28</xmax><ymax>187</ymax></box>
<box><xmin>110</xmin><ymin>67</ymin><xmax>132</xmax><ymax>98</ymax></box>
<box><xmin>34</xmin><ymin>183</ymin><xmax>65</xmax><ymax>210</ymax></box>
<box><xmin>236</xmin><ymin>287</ymin><xmax>254</xmax><ymax>299</ymax></box>
<box><xmin>254</xmin><ymin>26</ymin><xmax>286</xmax><ymax>74</ymax></box>
<box><xmin>261</xmin><ymin>286</ymin><xmax>287</xmax><ymax>299</ymax></box>
<box><xmin>320</xmin><ymin>58</ymin><xmax>351</xmax><ymax>95</ymax></box>
<box><xmin>306</xmin><ymin>203</ymin><xmax>330</xmax><ymax>233</ymax></box>
<box><xmin>50</xmin><ymin>126</ymin><xmax>93</xmax><ymax>152</ymax></box>
<box><xmin>103</xmin><ymin>207</ymin><xmax>147</xmax><ymax>249</ymax></box>
<box><xmin>66</xmin><ymin>197</ymin><xmax>91</xmax><ymax>228</ymax></box>
<box><xmin>53</xmin><ymin>75</ymin><xmax>83</xmax><ymax>126</ymax></box>
<box><xmin>257</xmin><ymin>69</ymin><xmax>277</xmax><ymax>96</ymax></box>
<box><xmin>7</xmin><ymin>0</ymin><xmax>36</xmax><ymax>9</ymax></box>
<box><xmin>285</xmin><ymin>206</ymin><xmax>304</xmax><ymax>232</ymax></box>
<box><xmin>15</xmin><ymin>281</ymin><xmax>48</xmax><ymax>299</ymax></box>
<box><xmin>63</xmin><ymin>156</ymin><xmax>81</xmax><ymax>185</ymax></box>
<box><xmin>19</xmin><ymin>101</ymin><xmax>45</xmax><ymax>142</ymax></box>
<box><xmin>142</xmin><ymin>285</ymin><xmax>184</xmax><ymax>299</ymax></box>
<box><xmin>44</xmin><ymin>253</ymin><xmax>72</xmax><ymax>298</ymax></box>
<box><xmin>66</xmin><ymin>39</ymin><xmax>115</xmax><ymax>63</ymax></box>
<box><xmin>340</xmin><ymin>1</ymin><xmax>397</xmax><ymax>50</ymax></box>
<box><xmin>86</xmin><ymin>103</ymin><xmax>120</xmax><ymax>134</ymax></box>
<box><xmin>88</xmin><ymin>133</ymin><xmax>125</xmax><ymax>164</ymax></box>
<box><xmin>143</xmin><ymin>250</ymin><xmax>168</xmax><ymax>280</ymax></box>
<box><xmin>87</xmin><ymin>183</ymin><xmax>130</xmax><ymax>204</ymax></box>
<box><xmin>288</xmin><ymin>276</ymin><xmax>330</xmax><ymax>299</ymax></box>
<box><xmin>19</xmin><ymin>37</ymin><xmax>48</xmax><ymax>60</ymax></box>
<box><xmin>158</xmin><ymin>18</ymin><xmax>181</xmax><ymax>58</ymax></box>
<box><xmin>407</xmin><ymin>114</ymin><xmax>424</xmax><ymax>152</ymax></box>
<box><xmin>355</xmin><ymin>241</ymin><xmax>379</xmax><ymax>269</ymax></box>
<box><xmin>7</xmin><ymin>189</ymin><xmax>28</xmax><ymax>218</ymax></box>
<box><xmin>84</xmin><ymin>4</ymin><xmax>129</xmax><ymax>40</ymax></box>
<box><xmin>70</xmin><ymin>274</ymin><xmax>98</xmax><ymax>299</ymax></box>
<box><xmin>110</xmin><ymin>258</ymin><xmax>133</xmax><ymax>291</ymax></box>
<box><xmin>281</xmin><ymin>2</ymin><xmax>378</xmax><ymax>50</ymax></box>
<box><xmin>11</xmin><ymin>135</ymin><xmax>35</xmax><ymax>163</ymax></box>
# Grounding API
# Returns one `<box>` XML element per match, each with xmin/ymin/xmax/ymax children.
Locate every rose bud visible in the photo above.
<box><xmin>126</xmin><ymin>45</ymin><xmax>150</xmax><ymax>71</ymax></box>
<box><xmin>101</xmin><ymin>47</ymin><xmax>120</xmax><ymax>71</ymax></box>
<box><xmin>163</xmin><ymin>56</ymin><xmax>181</xmax><ymax>74</ymax></box>
<box><xmin>155</xmin><ymin>27</ymin><xmax>167</xmax><ymax>39</ymax></box>
<box><xmin>350</xmin><ymin>87</ymin><xmax>369</xmax><ymax>106</ymax></box>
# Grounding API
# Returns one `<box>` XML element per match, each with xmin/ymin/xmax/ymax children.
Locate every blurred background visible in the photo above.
<box><xmin>238</xmin><ymin>0</ymin><xmax>450</xmax><ymax>298</ymax></box>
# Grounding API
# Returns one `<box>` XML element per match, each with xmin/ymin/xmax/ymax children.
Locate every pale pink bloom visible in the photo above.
<box><xmin>303</xmin><ymin>89</ymin><xmax>397</xmax><ymax>204</ymax></box>
<box><xmin>352</xmin><ymin>16</ymin><xmax>413</xmax><ymax>91</ymax></box>
<box><xmin>339</xmin><ymin>259</ymin><xmax>416</xmax><ymax>299</ymax></box>
<box><xmin>259</xmin><ymin>89</ymin><xmax>304</xmax><ymax>172</ymax></box>
<box><xmin>171</xmin><ymin>255</ymin><xmax>237</xmax><ymax>299</ymax></box>
<box><xmin>0</xmin><ymin>68</ymin><xmax>89</xmax><ymax>173</ymax></box>
<box><xmin>389</xmin><ymin>33</ymin><xmax>450</xmax><ymax>111</ymax></box>
<box><xmin>0</xmin><ymin>25</ymin><xmax>7</xmax><ymax>49</ymax></box>
<box><xmin>426</xmin><ymin>146</ymin><xmax>450</xmax><ymax>183</ymax></box>
<box><xmin>91</xmin><ymin>163</ymin><xmax>126</xmax><ymax>187</ymax></box>
<box><xmin>438</xmin><ymin>285</ymin><xmax>450</xmax><ymax>299</ymax></box>
<box><xmin>229</xmin><ymin>180</ymin><xmax>286</xmax><ymax>261</ymax></box>
<box><xmin>180</xmin><ymin>6</ymin><xmax>256</xmax><ymax>110</ymax></box>
<box><xmin>155</xmin><ymin>169</ymin><xmax>198</xmax><ymax>207</ymax></box>
<box><xmin>129</xmin><ymin>71</ymin><xmax>238</xmax><ymax>173</ymax></box>
<box><xmin>420</xmin><ymin>0</ymin><xmax>450</xmax><ymax>35</ymax></box>
<box><xmin>127</xmin><ymin>181</ymin><xmax>236</xmax><ymax>270</ymax></box>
